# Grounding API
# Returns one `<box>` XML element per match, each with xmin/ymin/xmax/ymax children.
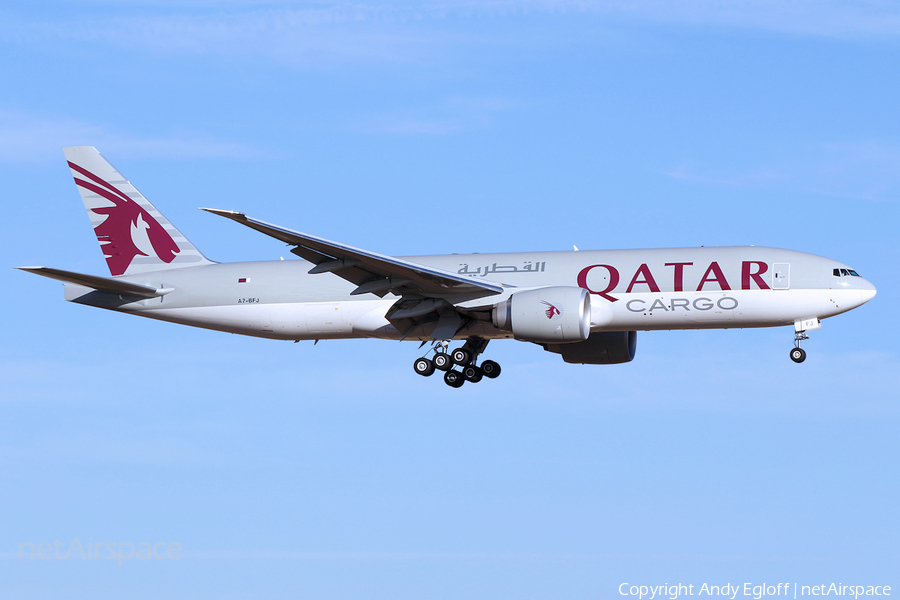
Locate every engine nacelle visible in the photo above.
<box><xmin>542</xmin><ymin>330</ymin><xmax>638</xmax><ymax>365</ymax></box>
<box><xmin>492</xmin><ymin>286</ymin><xmax>591</xmax><ymax>343</ymax></box>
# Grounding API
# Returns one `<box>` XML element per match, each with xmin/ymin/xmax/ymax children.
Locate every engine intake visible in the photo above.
<box><xmin>492</xmin><ymin>287</ymin><xmax>591</xmax><ymax>343</ymax></box>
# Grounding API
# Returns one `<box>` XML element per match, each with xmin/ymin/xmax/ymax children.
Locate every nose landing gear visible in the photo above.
<box><xmin>789</xmin><ymin>317</ymin><xmax>820</xmax><ymax>364</ymax></box>
<box><xmin>412</xmin><ymin>337</ymin><xmax>501</xmax><ymax>387</ymax></box>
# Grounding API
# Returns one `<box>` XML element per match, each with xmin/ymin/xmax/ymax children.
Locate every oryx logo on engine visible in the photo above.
<box><xmin>541</xmin><ymin>301</ymin><xmax>561</xmax><ymax>319</ymax></box>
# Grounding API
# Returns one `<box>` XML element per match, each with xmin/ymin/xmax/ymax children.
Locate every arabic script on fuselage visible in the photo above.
<box><xmin>458</xmin><ymin>261</ymin><xmax>547</xmax><ymax>277</ymax></box>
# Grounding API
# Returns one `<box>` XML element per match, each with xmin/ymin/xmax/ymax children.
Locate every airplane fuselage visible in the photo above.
<box><xmin>64</xmin><ymin>245</ymin><xmax>876</xmax><ymax>342</ymax></box>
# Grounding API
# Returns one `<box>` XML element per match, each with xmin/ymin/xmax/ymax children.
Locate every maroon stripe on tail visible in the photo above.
<box><xmin>72</xmin><ymin>173</ymin><xmax>180</xmax><ymax>275</ymax></box>
<box><xmin>68</xmin><ymin>161</ymin><xmax>133</xmax><ymax>206</ymax></box>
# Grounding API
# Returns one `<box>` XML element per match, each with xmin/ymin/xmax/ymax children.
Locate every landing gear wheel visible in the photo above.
<box><xmin>414</xmin><ymin>357</ymin><xmax>435</xmax><ymax>377</ymax></box>
<box><xmin>451</xmin><ymin>348</ymin><xmax>471</xmax><ymax>366</ymax></box>
<box><xmin>444</xmin><ymin>370</ymin><xmax>465</xmax><ymax>388</ymax></box>
<box><xmin>790</xmin><ymin>347</ymin><xmax>807</xmax><ymax>363</ymax></box>
<box><xmin>480</xmin><ymin>360</ymin><xmax>501</xmax><ymax>379</ymax></box>
<box><xmin>463</xmin><ymin>365</ymin><xmax>483</xmax><ymax>383</ymax></box>
<box><xmin>433</xmin><ymin>353</ymin><xmax>452</xmax><ymax>371</ymax></box>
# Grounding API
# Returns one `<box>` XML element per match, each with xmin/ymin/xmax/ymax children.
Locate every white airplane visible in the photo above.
<box><xmin>19</xmin><ymin>147</ymin><xmax>877</xmax><ymax>387</ymax></box>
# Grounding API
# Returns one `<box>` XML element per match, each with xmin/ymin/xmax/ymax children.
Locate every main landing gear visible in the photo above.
<box><xmin>413</xmin><ymin>338</ymin><xmax>501</xmax><ymax>388</ymax></box>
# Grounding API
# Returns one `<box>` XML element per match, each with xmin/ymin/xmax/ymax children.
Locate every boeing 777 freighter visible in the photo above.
<box><xmin>18</xmin><ymin>147</ymin><xmax>877</xmax><ymax>387</ymax></box>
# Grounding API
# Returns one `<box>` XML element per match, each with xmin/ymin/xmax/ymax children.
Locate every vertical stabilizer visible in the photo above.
<box><xmin>63</xmin><ymin>146</ymin><xmax>213</xmax><ymax>276</ymax></box>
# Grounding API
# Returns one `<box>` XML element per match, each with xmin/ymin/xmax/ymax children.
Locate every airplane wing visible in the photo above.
<box><xmin>16</xmin><ymin>266</ymin><xmax>172</xmax><ymax>298</ymax></box>
<box><xmin>200</xmin><ymin>208</ymin><xmax>504</xmax><ymax>303</ymax></box>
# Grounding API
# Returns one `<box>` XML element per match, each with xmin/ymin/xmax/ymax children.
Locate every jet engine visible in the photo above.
<box><xmin>542</xmin><ymin>330</ymin><xmax>637</xmax><ymax>365</ymax></box>
<box><xmin>492</xmin><ymin>286</ymin><xmax>591</xmax><ymax>343</ymax></box>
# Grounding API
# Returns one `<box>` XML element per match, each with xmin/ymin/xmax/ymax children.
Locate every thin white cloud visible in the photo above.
<box><xmin>4</xmin><ymin>1</ymin><xmax>900</xmax><ymax>69</ymax></box>
<box><xmin>3</xmin><ymin>5</ymin><xmax>456</xmax><ymax>66</ymax></box>
<box><xmin>662</xmin><ymin>140</ymin><xmax>900</xmax><ymax>202</ymax></box>
<box><xmin>663</xmin><ymin>164</ymin><xmax>787</xmax><ymax>188</ymax></box>
<box><xmin>569</xmin><ymin>0</ymin><xmax>900</xmax><ymax>38</ymax></box>
<box><xmin>0</xmin><ymin>109</ymin><xmax>262</xmax><ymax>162</ymax></box>
<box><xmin>364</xmin><ymin>117</ymin><xmax>463</xmax><ymax>135</ymax></box>
<box><xmin>807</xmin><ymin>140</ymin><xmax>900</xmax><ymax>200</ymax></box>
<box><xmin>351</xmin><ymin>95</ymin><xmax>520</xmax><ymax>135</ymax></box>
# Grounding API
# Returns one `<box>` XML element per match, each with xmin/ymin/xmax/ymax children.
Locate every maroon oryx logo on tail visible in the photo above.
<box><xmin>541</xmin><ymin>300</ymin><xmax>561</xmax><ymax>319</ymax></box>
<box><xmin>69</xmin><ymin>162</ymin><xmax>180</xmax><ymax>276</ymax></box>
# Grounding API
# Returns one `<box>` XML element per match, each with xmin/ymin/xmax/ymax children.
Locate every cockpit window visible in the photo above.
<box><xmin>848</xmin><ymin>270</ymin><xmax>860</xmax><ymax>276</ymax></box>
<box><xmin>833</xmin><ymin>268</ymin><xmax>861</xmax><ymax>277</ymax></box>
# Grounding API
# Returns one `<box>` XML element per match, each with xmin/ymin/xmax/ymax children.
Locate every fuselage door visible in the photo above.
<box><xmin>773</xmin><ymin>263</ymin><xmax>790</xmax><ymax>289</ymax></box>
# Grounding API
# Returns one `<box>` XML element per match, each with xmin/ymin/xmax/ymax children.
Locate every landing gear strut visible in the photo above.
<box><xmin>790</xmin><ymin>318</ymin><xmax>819</xmax><ymax>364</ymax></box>
<box><xmin>412</xmin><ymin>337</ymin><xmax>501</xmax><ymax>387</ymax></box>
<box><xmin>790</xmin><ymin>330</ymin><xmax>809</xmax><ymax>363</ymax></box>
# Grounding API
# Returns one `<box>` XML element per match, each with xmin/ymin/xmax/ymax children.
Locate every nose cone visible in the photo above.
<box><xmin>859</xmin><ymin>278</ymin><xmax>877</xmax><ymax>304</ymax></box>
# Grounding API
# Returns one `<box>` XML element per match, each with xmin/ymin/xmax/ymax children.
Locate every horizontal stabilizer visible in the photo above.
<box><xmin>16</xmin><ymin>266</ymin><xmax>172</xmax><ymax>298</ymax></box>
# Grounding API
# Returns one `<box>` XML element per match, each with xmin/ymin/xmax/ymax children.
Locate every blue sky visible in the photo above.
<box><xmin>2</xmin><ymin>2</ymin><xmax>898</xmax><ymax>598</ymax></box>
